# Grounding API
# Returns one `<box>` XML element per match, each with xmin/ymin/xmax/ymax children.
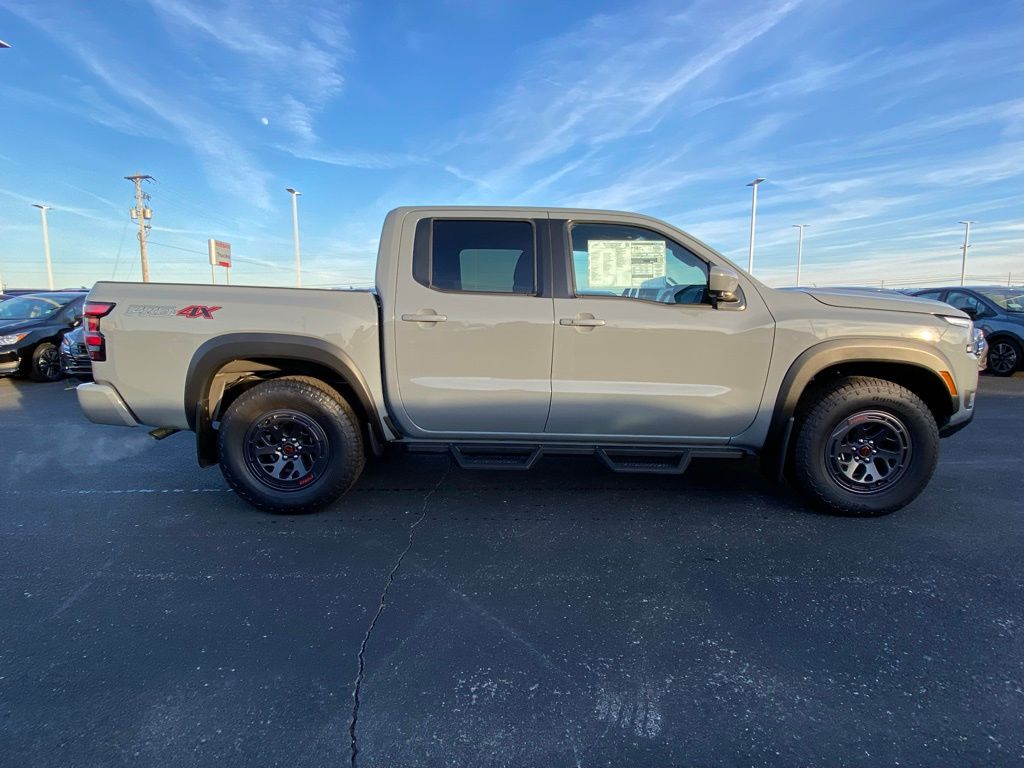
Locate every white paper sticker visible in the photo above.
<box><xmin>587</xmin><ymin>240</ymin><xmax>666</xmax><ymax>288</ymax></box>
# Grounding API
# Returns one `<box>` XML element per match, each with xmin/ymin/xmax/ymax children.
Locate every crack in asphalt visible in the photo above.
<box><xmin>348</xmin><ymin>462</ymin><xmax>450</xmax><ymax>768</ymax></box>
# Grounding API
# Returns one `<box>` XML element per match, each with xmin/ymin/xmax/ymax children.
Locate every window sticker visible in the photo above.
<box><xmin>587</xmin><ymin>240</ymin><xmax>666</xmax><ymax>288</ymax></box>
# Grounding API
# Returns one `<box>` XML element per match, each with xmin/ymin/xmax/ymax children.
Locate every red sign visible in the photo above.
<box><xmin>208</xmin><ymin>239</ymin><xmax>231</xmax><ymax>268</ymax></box>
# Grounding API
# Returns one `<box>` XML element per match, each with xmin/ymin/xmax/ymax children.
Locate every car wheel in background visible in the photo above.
<box><xmin>29</xmin><ymin>342</ymin><xmax>64</xmax><ymax>382</ymax></box>
<box><xmin>792</xmin><ymin>376</ymin><xmax>939</xmax><ymax>516</ymax></box>
<box><xmin>217</xmin><ymin>376</ymin><xmax>365</xmax><ymax>514</ymax></box>
<box><xmin>986</xmin><ymin>337</ymin><xmax>1021</xmax><ymax>377</ymax></box>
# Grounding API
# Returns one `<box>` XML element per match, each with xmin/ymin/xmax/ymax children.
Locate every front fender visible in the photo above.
<box><xmin>762</xmin><ymin>337</ymin><xmax>958</xmax><ymax>480</ymax></box>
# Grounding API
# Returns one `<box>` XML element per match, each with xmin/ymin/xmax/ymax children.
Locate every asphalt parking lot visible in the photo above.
<box><xmin>1</xmin><ymin>375</ymin><xmax>1022</xmax><ymax>767</ymax></box>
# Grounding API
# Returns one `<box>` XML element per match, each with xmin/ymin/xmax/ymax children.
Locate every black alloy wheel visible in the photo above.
<box><xmin>30</xmin><ymin>343</ymin><xmax>63</xmax><ymax>382</ymax></box>
<box><xmin>987</xmin><ymin>338</ymin><xmax>1020</xmax><ymax>376</ymax></box>
<box><xmin>243</xmin><ymin>409</ymin><xmax>331</xmax><ymax>491</ymax></box>
<box><xmin>824</xmin><ymin>410</ymin><xmax>912</xmax><ymax>494</ymax></box>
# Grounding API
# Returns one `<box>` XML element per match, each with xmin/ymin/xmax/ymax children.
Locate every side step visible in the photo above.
<box><xmin>595</xmin><ymin>447</ymin><xmax>691</xmax><ymax>475</ymax></box>
<box><xmin>449</xmin><ymin>444</ymin><xmax>543</xmax><ymax>471</ymax></box>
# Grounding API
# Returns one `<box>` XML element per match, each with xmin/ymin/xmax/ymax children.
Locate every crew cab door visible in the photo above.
<box><xmin>391</xmin><ymin>214</ymin><xmax>555</xmax><ymax>436</ymax></box>
<box><xmin>545</xmin><ymin>219</ymin><xmax>774</xmax><ymax>439</ymax></box>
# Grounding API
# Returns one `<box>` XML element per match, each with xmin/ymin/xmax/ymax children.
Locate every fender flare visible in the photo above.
<box><xmin>184</xmin><ymin>333</ymin><xmax>385</xmax><ymax>465</ymax></box>
<box><xmin>764</xmin><ymin>337</ymin><xmax>958</xmax><ymax>478</ymax></box>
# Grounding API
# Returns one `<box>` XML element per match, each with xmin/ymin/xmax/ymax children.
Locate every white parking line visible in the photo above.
<box><xmin>7</xmin><ymin>488</ymin><xmax>229</xmax><ymax>495</ymax></box>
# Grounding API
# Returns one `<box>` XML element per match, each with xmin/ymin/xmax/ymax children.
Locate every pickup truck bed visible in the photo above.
<box><xmin>81</xmin><ymin>283</ymin><xmax>385</xmax><ymax>431</ymax></box>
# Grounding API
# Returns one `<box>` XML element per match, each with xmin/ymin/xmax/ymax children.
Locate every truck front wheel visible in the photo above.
<box><xmin>792</xmin><ymin>376</ymin><xmax>939</xmax><ymax>516</ymax></box>
<box><xmin>217</xmin><ymin>376</ymin><xmax>365</xmax><ymax>513</ymax></box>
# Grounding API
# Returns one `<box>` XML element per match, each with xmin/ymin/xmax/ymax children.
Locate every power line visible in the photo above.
<box><xmin>110</xmin><ymin>220</ymin><xmax>130</xmax><ymax>280</ymax></box>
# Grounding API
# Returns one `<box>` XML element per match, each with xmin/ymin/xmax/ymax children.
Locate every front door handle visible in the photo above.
<box><xmin>402</xmin><ymin>312</ymin><xmax>448</xmax><ymax>323</ymax></box>
<box><xmin>560</xmin><ymin>317</ymin><xmax>605</xmax><ymax>327</ymax></box>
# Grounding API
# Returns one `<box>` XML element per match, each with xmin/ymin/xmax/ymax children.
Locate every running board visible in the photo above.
<box><xmin>449</xmin><ymin>444</ymin><xmax>543</xmax><ymax>471</ymax></box>
<box><xmin>402</xmin><ymin>442</ymin><xmax>747</xmax><ymax>474</ymax></box>
<box><xmin>596</xmin><ymin>447</ymin><xmax>691</xmax><ymax>475</ymax></box>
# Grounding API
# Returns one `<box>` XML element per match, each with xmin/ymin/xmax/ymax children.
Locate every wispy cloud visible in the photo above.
<box><xmin>75</xmin><ymin>46</ymin><xmax>275</xmax><ymax>210</ymax></box>
<box><xmin>0</xmin><ymin>82</ymin><xmax>157</xmax><ymax>139</ymax></box>
<box><xmin>278</xmin><ymin>145</ymin><xmax>428</xmax><ymax>171</ymax></box>
<box><xmin>2</xmin><ymin>1</ymin><xmax>276</xmax><ymax>210</ymax></box>
<box><xmin>438</xmin><ymin>0</ymin><xmax>803</xmax><ymax>193</ymax></box>
<box><xmin>0</xmin><ymin>187</ymin><xmax>118</xmax><ymax>225</ymax></box>
<box><xmin>148</xmin><ymin>0</ymin><xmax>348</xmax><ymax>144</ymax></box>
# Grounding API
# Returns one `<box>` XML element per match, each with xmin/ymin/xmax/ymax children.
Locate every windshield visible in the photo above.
<box><xmin>0</xmin><ymin>296</ymin><xmax>66</xmax><ymax>321</ymax></box>
<box><xmin>977</xmin><ymin>288</ymin><xmax>1024</xmax><ymax>313</ymax></box>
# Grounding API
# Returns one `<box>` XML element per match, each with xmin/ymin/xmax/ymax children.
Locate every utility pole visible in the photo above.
<box><xmin>125</xmin><ymin>172</ymin><xmax>154</xmax><ymax>282</ymax></box>
<box><xmin>792</xmin><ymin>224</ymin><xmax>809</xmax><ymax>287</ymax></box>
<box><xmin>958</xmin><ymin>220</ymin><xmax>975</xmax><ymax>287</ymax></box>
<box><xmin>746</xmin><ymin>177</ymin><xmax>765</xmax><ymax>274</ymax></box>
<box><xmin>286</xmin><ymin>187</ymin><xmax>302</xmax><ymax>287</ymax></box>
<box><xmin>32</xmin><ymin>204</ymin><xmax>54</xmax><ymax>290</ymax></box>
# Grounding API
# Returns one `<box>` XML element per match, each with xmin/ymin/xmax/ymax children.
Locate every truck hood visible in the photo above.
<box><xmin>795</xmin><ymin>288</ymin><xmax>967</xmax><ymax>317</ymax></box>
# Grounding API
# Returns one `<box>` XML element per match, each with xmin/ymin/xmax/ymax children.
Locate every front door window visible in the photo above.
<box><xmin>570</xmin><ymin>223</ymin><xmax>709</xmax><ymax>306</ymax></box>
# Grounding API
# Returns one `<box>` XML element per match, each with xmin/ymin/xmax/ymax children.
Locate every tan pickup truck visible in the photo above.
<box><xmin>77</xmin><ymin>206</ymin><xmax>981</xmax><ymax>516</ymax></box>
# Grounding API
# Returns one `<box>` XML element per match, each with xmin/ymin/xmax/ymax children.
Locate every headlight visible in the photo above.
<box><xmin>969</xmin><ymin>326</ymin><xmax>987</xmax><ymax>356</ymax></box>
<box><xmin>938</xmin><ymin>314</ymin><xmax>972</xmax><ymax>327</ymax></box>
<box><xmin>0</xmin><ymin>333</ymin><xmax>28</xmax><ymax>346</ymax></box>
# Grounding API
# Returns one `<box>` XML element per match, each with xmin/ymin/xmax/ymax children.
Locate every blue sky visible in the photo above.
<box><xmin>1</xmin><ymin>0</ymin><xmax>1023</xmax><ymax>291</ymax></box>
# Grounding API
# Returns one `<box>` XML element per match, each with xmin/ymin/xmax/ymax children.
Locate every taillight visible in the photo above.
<box><xmin>84</xmin><ymin>301</ymin><xmax>115</xmax><ymax>361</ymax></box>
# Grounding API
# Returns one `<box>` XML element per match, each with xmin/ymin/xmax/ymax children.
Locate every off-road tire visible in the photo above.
<box><xmin>218</xmin><ymin>376</ymin><xmax>365</xmax><ymax>514</ymax></box>
<box><xmin>29</xmin><ymin>342</ymin><xmax>63</xmax><ymax>382</ymax></box>
<box><xmin>792</xmin><ymin>376</ymin><xmax>939</xmax><ymax>516</ymax></box>
<box><xmin>987</xmin><ymin>337</ymin><xmax>1021</xmax><ymax>377</ymax></box>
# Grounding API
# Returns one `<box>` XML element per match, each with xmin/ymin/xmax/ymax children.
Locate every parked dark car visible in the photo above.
<box><xmin>60</xmin><ymin>324</ymin><xmax>92</xmax><ymax>379</ymax></box>
<box><xmin>0</xmin><ymin>292</ymin><xmax>87</xmax><ymax>381</ymax></box>
<box><xmin>911</xmin><ymin>286</ymin><xmax>1024</xmax><ymax>376</ymax></box>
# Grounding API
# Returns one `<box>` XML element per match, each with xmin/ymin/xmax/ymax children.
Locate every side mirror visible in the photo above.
<box><xmin>709</xmin><ymin>265</ymin><xmax>740</xmax><ymax>300</ymax></box>
<box><xmin>962</xmin><ymin>308</ymin><xmax>979</xmax><ymax>320</ymax></box>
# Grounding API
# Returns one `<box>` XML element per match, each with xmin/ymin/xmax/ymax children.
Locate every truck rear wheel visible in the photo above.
<box><xmin>217</xmin><ymin>376</ymin><xmax>365</xmax><ymax>514</ymax></box>
<box><xmin>792</xmin><ymin>376</ymin><xmax>939</xmax><ymax>516</ymax></box>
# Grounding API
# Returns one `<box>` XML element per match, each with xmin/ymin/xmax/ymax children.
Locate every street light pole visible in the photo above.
<box><xmin>32</xmin><ymin>204</ymin><xmax>54</xmax><ymax>290</ymax></box>
<box><xmin>286</xmin><ymin>187</ymin><xmax>302</xmax><ymax>288</ymax></box>
<box><xmin>792</xmin><ymin>224</ymin><xmax>809</xmax><ymax>287</ymax></box>
<box><xmin>959</xmin><ymin>220</ymin><xmax>975</xmax><ymax>287</ymax></box>
<box><xmin>746</xmin><ymin>177</ymin><xmax>765</xmax><ymax>274</ymax></box>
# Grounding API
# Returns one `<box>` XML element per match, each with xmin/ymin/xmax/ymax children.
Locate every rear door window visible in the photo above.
<box><xmin>423</xmin><ymin>219</ymin><xmax>536</xmax><ymax>295</ymax></box>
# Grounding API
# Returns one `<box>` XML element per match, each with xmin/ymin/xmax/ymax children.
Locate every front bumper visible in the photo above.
<box><xmin>0</xmin><ymin>349</ymin><xmax>20</xmax><ymax>375</ymax></box>
<box><xmin>940</xmin><ymin>409</ymin><xmax>974</xmax><ymax>437</ymax></box>
<box><xmin>939</xmin><ymin>386</ymin><xmax>976</xmax><ymax>438</ymax></box>
<box><xmin>76</xmin><ymin>382</ymin><xmax>139</xmax><ymax>427</ymax></box>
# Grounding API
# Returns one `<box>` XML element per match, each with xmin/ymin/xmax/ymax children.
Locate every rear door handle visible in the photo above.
<box><xmin>402</xmin><ymin>312</ymin><xmax>448</xmax><ymax>323</ymax></box>
<box><xmin>560</xmin><ymin>317</ymin><xmax>605</xmax><ymax>327</ymax></box>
